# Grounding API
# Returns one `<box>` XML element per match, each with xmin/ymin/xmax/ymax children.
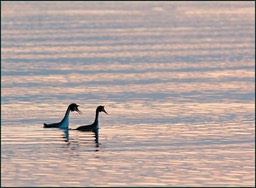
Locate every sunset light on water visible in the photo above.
<box><xmin>1</xmin><ymin>1</ymin><xmax>255</xmax><ymax>187</ymax></box>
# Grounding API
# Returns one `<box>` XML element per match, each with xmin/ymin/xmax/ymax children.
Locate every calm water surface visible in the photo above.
<box><xmin>1</xmin><ymin>2</ymin><xmax>255</xmax><ymax>187</ymax></box>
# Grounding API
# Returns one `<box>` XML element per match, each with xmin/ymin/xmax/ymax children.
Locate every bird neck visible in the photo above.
<box><xmin>60</xmin><ymin>106</ymin><xmax>70</xmax><ymax>129</ymax></box>
<box><xmin>93</xmin><ymin>109</ymin><xmax>100</xmax><ymax>127</ymax></box>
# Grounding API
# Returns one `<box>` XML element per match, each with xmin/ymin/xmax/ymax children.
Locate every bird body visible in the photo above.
<box><xmin>43</xmin><ymin>103</ymin><xmax>82</xmax><ymax>129</ymax></box>
<box><xmin>76</xmin><ymin>106</ymin><xmax>107</xmax><ymax>132</ymax></box>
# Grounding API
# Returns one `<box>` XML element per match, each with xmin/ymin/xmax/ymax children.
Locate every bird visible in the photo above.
<box><xmin>43</xmin><ymin>103</ymin><xmax>82</xmax><ymax>129</ymax></box>
<box><xmin>75</xmin><ymin>106</ymin><xmax>107</xmax><ymax>132</ymax></box>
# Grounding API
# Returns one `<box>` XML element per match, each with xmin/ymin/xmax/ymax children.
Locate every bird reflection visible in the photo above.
<box><xmin>62</xmin><ymin>129</ymin><xmax>99</xmax><ymax>148</ymax></box>
<box><xmin>62</xmin><ymin>129</ymin><xmax>69</xmax><ymax>143</ymax></box>
<box><xmin>94</xmin><ymin>130</ymin><xmax>99</xmax><ymax>148</ymax></box>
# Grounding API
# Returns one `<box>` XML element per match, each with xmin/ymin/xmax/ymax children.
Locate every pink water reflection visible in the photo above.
<box><xmin>2</xmin><ymin>1</ymin><xmax>255</xmax><ymax>187</ymax></box>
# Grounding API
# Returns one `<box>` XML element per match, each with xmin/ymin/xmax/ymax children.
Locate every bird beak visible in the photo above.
<box><xmin>103</xmin><ymin>109</ymin><xmax>108</xmax><ymax>115</ymax></box>
<box><xmin>76</xmin><ymin>108</ymin><xmax>82</xmax><ymax>114</ymax></box>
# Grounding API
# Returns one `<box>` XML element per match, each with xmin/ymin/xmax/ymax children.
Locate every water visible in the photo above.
<box><xmin>1</xmin><ymin>2</ymin><xmax>255</xmax><ymax>187</ymax></box>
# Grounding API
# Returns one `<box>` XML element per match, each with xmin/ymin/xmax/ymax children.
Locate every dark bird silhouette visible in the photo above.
<box><xmin>76</xmin><ymin>106</ymin><xmax>107</xmax><ymax>132</ymax></box>
<box><xmin>43</xmin><ymin>103</ymin><xmax>82</xmax><ymax>129</ymax></box>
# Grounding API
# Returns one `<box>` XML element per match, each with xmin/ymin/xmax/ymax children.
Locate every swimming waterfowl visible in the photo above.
<box><xmin>76</xmin><ymin>106</ymin><xmax>107</xmax><ymax>132</ymax></box>
<box><xmin>43</xmin><ymin>103</ymin><xmax>82</xmax><ymax>129</ymax></box>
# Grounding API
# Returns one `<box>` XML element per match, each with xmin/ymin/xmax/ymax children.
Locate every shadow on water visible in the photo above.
<box><xmin>62</xmin><ymin>129</ymin><xmax>99</xmax><ymax>148</ymax></box>
<box><xmin>62</xmin><ymin>129</ymin><xmax>70</xmax><ymax>143</ymax></box>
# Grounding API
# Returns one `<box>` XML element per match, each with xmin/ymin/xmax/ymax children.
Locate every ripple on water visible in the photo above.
<box><xmin>2</xmin><ymin>1</ymin><xmax>255</xmax><ymax>187</ymax></box>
